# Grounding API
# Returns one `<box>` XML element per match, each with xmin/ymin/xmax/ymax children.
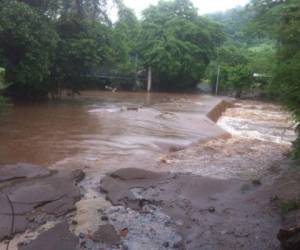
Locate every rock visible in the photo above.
<box><xmin>110</xmin><ymin>168</ymin><xmax>163</xmax><ymax>181</ymax></box>
<box><xmin>71</xmin><ymin>220</ymin><xmax>78</xmax><ymax>225</ymax></box>
<box><xmin>163</xmin><ymin>241</ymin><xmax>170</xmax><ymax>248</ymax></box>
<box><xmin>127</xmin><ymin>107</ymin><xmax>139</xmax><ymax>111</ymax></box>
<box><xmin>160</xmin><ymin>157</ymin><xmax>172</xmax><ymax>164</ymax></box>
<box><xmin>277</xmin><ymin>226</ymin><xmax>300</xmax><ymax>250</ymax></box>
<box><xmin>271</xmin><ymin>195</ymin><xmax>279</xmax><ymax>202</ymax></box>
<box><xmin>101</xmin><ymin>215</ymin><xmax>109</xmax><ymax>221</ymax></box>
<box><xmin>208</xmin><ymin>207</ymin><xmax>216</xmax><ymax>213</ymax></box>
<box><xmin>173</xmin><ymin>241</ymin><xmax>185</xmax><ymax>249</ymax></box>
<box><xmin>120</xmin><ymin>227</ymin><xmax>129</xmax><ymax>238</ymax></box>
<box><xmin>79</xmin><ymin>232</ymin><xmax>85</xmax><ymax>239</ymax></box>
<box><xmin>18</xmin><ymin>222</ymin><xmax>79</xmax><ymax>250</ymax></box>
<box><xmin>92</xmin><ymin>224</ymin><xmax>121</xmax><ymax>245</ymax></box>
<box><xmin>252</xmin><ymin>179</ymin><xmax>262</xmax><ymax>186</ymax></box>
<box><xmin>0</xmin><ymin>166</ymin><xmax>84</xmax><ymax>241</ymax></box>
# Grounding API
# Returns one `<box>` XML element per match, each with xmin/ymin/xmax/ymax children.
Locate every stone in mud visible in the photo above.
<box><xmin>278</xmin><ymin>226</ymin><xmax>300</xmax><ymax>250</ymax></box>
<box><xmin>100</xmin><ymin>169</ymin><xmax>172</xmax><ymax>207</ymax></box>
<box><xmin>252</xmin><ymin>179</ymin><xmax>262</xmax><ymax>186</ymax></box>
<box><xmin>110</xmin><ymin>168</ymin><xmax>164</xmax><ymax>181</ymax></box>
<box><xmin>18</xmin><ymin>222</ymin><xmax>79</xmax><ymax>250</ymax></box>
<box><xmin>0</xmin><ymin>164</ymin><xmax>84</xmax><ymax>241</ymax></box>
<box><xmin>92</xmin><ymin>224</ymin><xmax>121</xmax><ymax>245</ymax></box>
<box><xmin>208</xmin><ymin>206</ymin><xmax>216</xmax><ymax>213</ymax></box>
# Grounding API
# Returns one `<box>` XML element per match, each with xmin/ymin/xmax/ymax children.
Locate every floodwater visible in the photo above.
<box><xmin>0</xmin><ymin>91</ymin><xmax>224</xmax><ymax>167</ymax></box>
<box><xmin>162</xmin><ymin>100</ymin><xmax>297</xmax><ymax>180</ymax></box>
<box><xmin>0</xmin><ymin>91</ymin><xmax>296</xmax><ymax>182</ymax></box>
<box><xmin>0</xmin><ymin>91</ymin><xmax>297</xmax><ymax>250</ymax></box>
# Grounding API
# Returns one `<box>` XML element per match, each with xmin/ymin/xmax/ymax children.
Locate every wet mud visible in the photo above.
<box><xmin>100</xmin><ymin>168</ymin><xmax>280</xmax><ymax>250</ymax></box>
<box><xmin>0</xmin><ymin>164</ymin><xmax>83</xmax><ymax>244</ymax></box>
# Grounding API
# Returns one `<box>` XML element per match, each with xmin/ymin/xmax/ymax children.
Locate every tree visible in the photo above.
<box><xmin>0</xmin><ymin>67</ymin><xmax>8</xmax><ymax>105</ymax></box>
<box><xmin>52</xmin><ymin>15</ymin><xmax>115</xmax><ymax>93</ymax></box>
<box><xmin>0</xmin><ymin>68</ymin><xmax>5</xmax><ymax>90</ymax></box>
<box><xmin>0</xmin><ymin>0</ymin><xmax>58</xmax><ymax>99</ymax></box>
<box><xmin>0</xmin><ymin>0</ymin><xmax>122</xmax><ymax>97</ymax></box>
<box><xmin>113</xmin><ymin>4</ymin><xmax>140</xmax><ymax>70</ymax></box>
<box><xmin>207</xmin><ymin>46</ymin><xmax>253</xmax><ymax>97</ymax></box>
<box><xmin>250</xmin><ymin>0</ymin><xmax>300</xmax><ymax>157</ymax></box>
<box><xmin>17</xmin><ymin>0</ymin><xmax>112</xmax><ymax>22</ymax></box>
<box><xmin>138</xmin><ymin>0</ymin><xmax>224</xmax><ymax>90</ymax></box>
<box><xmin>111</xmin><ymin>4</ymin><xmax>141</xmax><ymax>89</ymax></box>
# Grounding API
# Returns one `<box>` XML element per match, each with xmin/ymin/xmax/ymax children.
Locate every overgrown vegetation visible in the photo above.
<box><xmin>0</xmin><ymin>0</ymin><xmax>223</xmax><ymax>96</ymax></box>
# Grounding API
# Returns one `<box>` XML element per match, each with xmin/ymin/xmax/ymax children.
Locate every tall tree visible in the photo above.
<box><xmin>0</xmin><ymin>0</ymin><xmax>58</xmax><ymax>99</ymax></box>
<box><xmin>250</xmin><ymin>0</ymin><xmax>300</xmax><ymax>157</ymax></box>
<box><xmin>52</xmin><ymin>15</ymin><xmax>115</xmax><ymax>93</ymax></box>
<box><xmin>138</xmin><ymin>0</ymin><xmax>224</xmax><ymax>90</ymax></box>
<box><xmin>113</xmin><ymin>3</ymin><xmax>140</xmax><ymax>73</ymax></box>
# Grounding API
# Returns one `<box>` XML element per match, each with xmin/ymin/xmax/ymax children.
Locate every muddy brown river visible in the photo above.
<box><xmin>0</xmin><ymin>91</ymin><xmax>226</xmax><ymax>167</ymax></box>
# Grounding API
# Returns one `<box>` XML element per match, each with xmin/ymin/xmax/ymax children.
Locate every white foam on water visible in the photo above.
<box><xmin>218</xmin><ymin>102</ymin><xmax>297</xmax><ymax>145</ymax></box>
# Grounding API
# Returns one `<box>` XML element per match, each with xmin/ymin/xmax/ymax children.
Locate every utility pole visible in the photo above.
<box><xmin>147</xmin><ymin>66</ymin><xmax>152</xmax><ymax>92</ymax></box>
<box><xmin>135</xmin><ymin>54</ymin><xmax>138</xmax><ymax>87</ymax></box>
<box><xmin>215</xmin><ymin>65</ymin><xmax>220</xmax><ymax>95</ymax></box>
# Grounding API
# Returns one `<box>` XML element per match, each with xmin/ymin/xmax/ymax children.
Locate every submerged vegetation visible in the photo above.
<box><xmin>0</xmin><ymin>0</ymin><xmax>299</xmax><ymax>156</ymax></box>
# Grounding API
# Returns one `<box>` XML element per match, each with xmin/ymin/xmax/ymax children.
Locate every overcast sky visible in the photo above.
<box><xmin>123</xmin><ymin>0</ymin><xmax>250</xmax><ymax>17</ymax></box>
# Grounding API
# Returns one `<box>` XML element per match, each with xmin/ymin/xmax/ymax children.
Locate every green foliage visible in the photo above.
<box><xmin>247</xmin><ymin>43</ymin><xmax>276</xmax><ymax>76</ymax></box>
<box><xmin>113</xmin><ymin>5</ymin><xmax>140</xmax><ymax>71</ymax></box>
<box><xmin>250</xmin><ymin>0</ymin><xmax>300</xmax><ymax>157</ymax></box>
<box><xmin>0</xmin><ymin>67</ymin><xmax>5</xmax><ymax>90</ymax></box>
<box><xmin>280</xmin><ymin>198</ymin><xmax>300</xmax><ymax>214</ymax></box>
<box><xmin>18</xmin><ymin>0</ymin><xmax>112</xmax><ymax>22</ymax></box>
<box><xmin>138</xmin><ymin>0</ymin><xmax>224</xmax><ymax>90</ymax></box>
<box><xmin>206</xmin><ymin>46</ymin><xmax>254</xmax><ymax>97</ymax></box>
<box><xmin>0</xmin><ymin>0</ymin><xmax>58</xmax><ymax>99</ymax></box>
<box><xmin>53</xmin><ymin>16</ymin><xmax>114</xmax><ymax>92</ymax></box>
<box><xmin>208</xmin><ymin>7</ymin><xmax>250</xmax><ymax>46</ymax></box>
<box><xmin>206</xmin><ymin>4</ymin><xmax>278</xmax><ymax>98</ymax></box>
<box><xmin>0</xmin><ymin>0</ymin><xmax>123</xmax><ymax>97</ymax></box>
<box><xmin>0</xmin><ymin>67</ymin><xmax>8</xmax><ymax>106</ymax></box>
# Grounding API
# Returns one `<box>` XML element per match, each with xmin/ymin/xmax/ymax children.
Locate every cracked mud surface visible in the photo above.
<box><xmin>100</xmin><ymin>168</ymin><xmax>281</xmax><ymax>250</ymax></box>
<box><xmin>0</xmin><ymin>164</ymin><xmax>84</xmax><ymax>243</ymax></box>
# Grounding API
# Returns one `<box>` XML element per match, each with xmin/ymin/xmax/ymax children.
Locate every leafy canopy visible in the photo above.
<box><xmin>138</xmin><ymin>0</ymin><xmax>224</xmax><ymax>90</ymax></box>
<box><xmin>0</xmin><ymin>0</ymin><xmax>58</xmax><ymax>99</ymax></box>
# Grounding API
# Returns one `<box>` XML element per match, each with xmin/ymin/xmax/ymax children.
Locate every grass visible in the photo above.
<box><xmin>280</xmin><ymin>198</ymin><xmax>300</xmax><ymax>214</ymax></box>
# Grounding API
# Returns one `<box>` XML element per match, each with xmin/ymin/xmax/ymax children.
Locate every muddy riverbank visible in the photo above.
<box><xmin>0</xmin><ymin>93</ymin><xmax>299</xmax><ymax>250</ymax></box>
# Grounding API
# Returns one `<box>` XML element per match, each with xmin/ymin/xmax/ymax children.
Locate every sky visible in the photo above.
<box><xmin>123</xmin><ymin>0</ymin><xmax>250</xmax><ymax>17</ymax></box>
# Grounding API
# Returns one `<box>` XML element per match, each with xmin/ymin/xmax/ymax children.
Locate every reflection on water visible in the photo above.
<box><xmin>0</xmin><ymin>91</ymin><xmax>221</xmax><ymax>166</ymax></box>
